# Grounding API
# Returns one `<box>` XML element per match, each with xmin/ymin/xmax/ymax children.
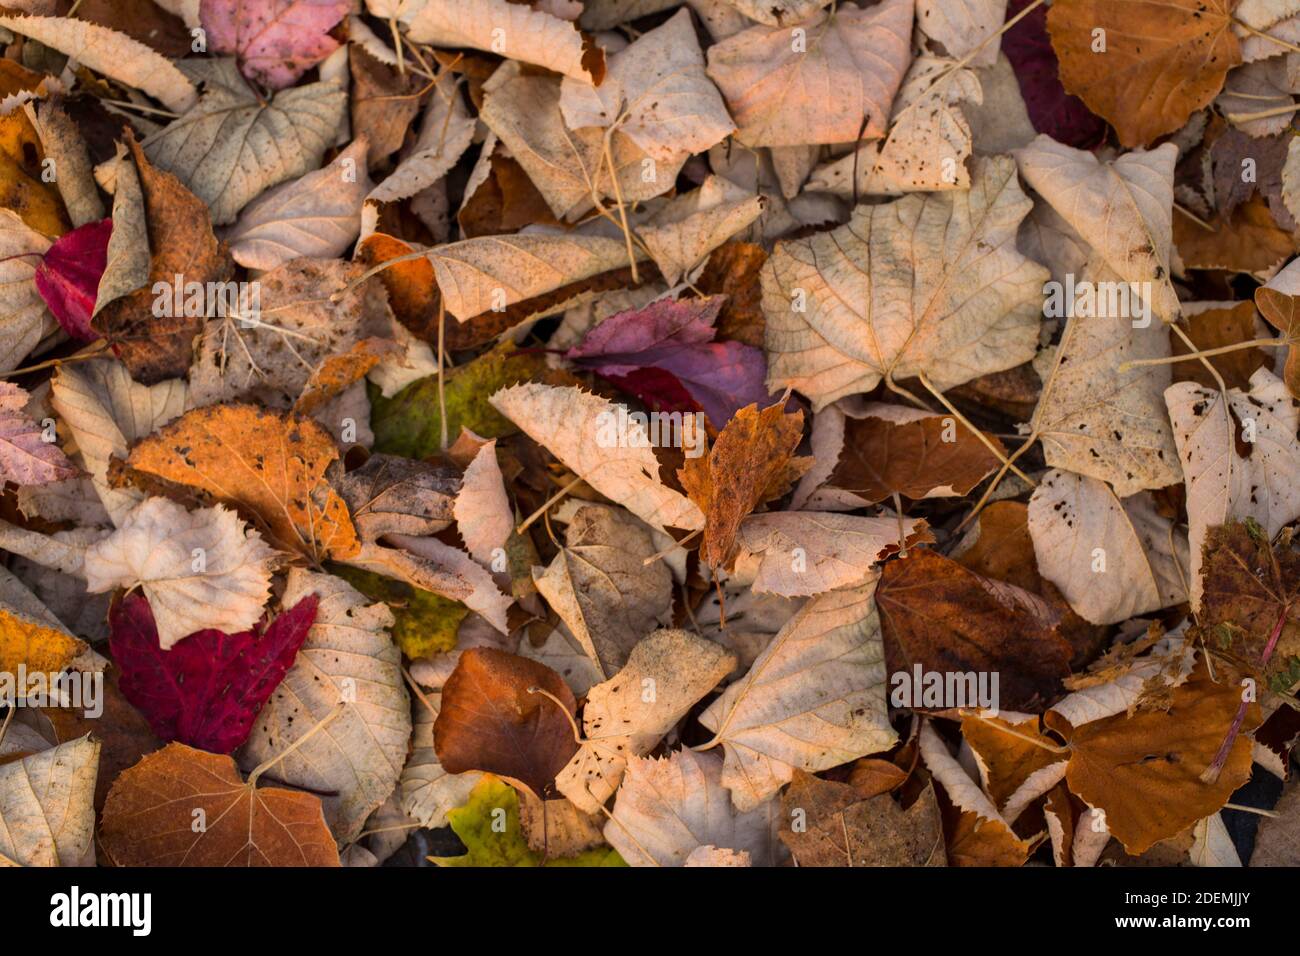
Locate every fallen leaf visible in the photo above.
<box><xmin>557</xmin><ymin>628</ymin><xmax>735</xmax><ymax>813</ymax></box>
<box><xmin>679</xmin><ymin>397</ymin><xmax>810</xmax><ymax>570</ymax></box>
<box><xmin>1166</xmin><ymin>368</ymin><xmax>1300</xmax><ymax>608</ymax></box>
<box><xmin>200</xmin><ymin>0</ymin><xmax>350</xmax><ymax>90</ymax></box>
<box><xmin>225</xmin><ymin>139</ymin><xmax>372</xmax><ymax>271</ymax></box>
<box><xmin>92</xmin><ymin>134</ymin><xmax>235</xmax><ymax>384</ymax></box>
<box><xmin>1028</xmin><ymin>469</ymin><xmax>1189</xmax><ymax>626</ymax></box>
<box><xmin>779</xmin><ymin>771</ymin><xmax>945</xmax><ymax>866</ymax></box>
<box><xmin>566</xmin><ymin>295</ymin><xmax>770</xmax><ymax>429</ymax></box>
<box><xmin>699</xmin><ymin>583</ymin><xmax>899</xmax><ymax>811</ymax></box>
<box><xmin>32</xmin><ymin>217</ymin><xmax>111</xmax><ymax>341</ymax></box>
<box><xmin>532</xmin><ymin>502</ymin><xmax>672</xmax><ymax>677</ymax></box>
<box><xmin>238</xmin><ymin>569</ymin><xmax>410</xmax><ymax>844</ymax></box>
<box><xmin>405</xmin><ymin>0</ymin><xmax>605</xmax><ymax>85</ymax></box>
<box><xmin>1047</xmin><ymin>0</ymin><xmax>1240</xmax><ymax>147</ymax></box>
<box><xmin>84</xmin><ymin>498</ymin><xmax>277</xmax><ymax>650</ymax></box>
<box><xmin>143</xmin><ymin>58</ymin><xmax>346</xmax><ymax>225</ymax></box>
<box><xmin>0</xmin><ymin>15</ymin><xmax>197</xmax><ymax>113</ymax></box>
<box><xmin>0</xmin><ymin>736</ymin><xmax>99</xmax><ymax>866</ymax></box>
<box><xmin>108</xmin><ymin>590</ymin><xmax>316</xmax><ymax>752</ymax></box>
<box><xmin>121</xmin><ymin>403</ymin><xmax>362</xmax><ymax>562</ymax></box>
<box><xmin>0</xmin><ymin>564</ymin><xmax>87</xmax><ymax>676</ymax></box>
<box><xmin>826</xmin><ymin>412</ymin><xmax>1003</xmax><ymax>504</ymax></box>
<box><xmin>561</xmin><ymin>8</ymin><xmax>733</xmax><ymax>162</ymax></box>
<box><xmin>431</xmin><ymin>775</ymin><xmax>623</xmax><ymax>866</ymax></box>
<box><xmin>603</xmin><ymin>749</ymin><xmax>784</xmax><ymax>866</ymax></box>
<box><xmin>1064</xmin><ymin>669</ymin><xmax>1259</xmax><ymax>855</ymax></box>
<box><xmin>0</xmin><ymin>381</ymin><xmax>76</xmax><ymax>485</ymax></box>
<box><xmin>490</xmin><ymin>383</ymin><xmax>704</xmax><ymax>533</ymax></box>
<box><xmin>763</xmin><ymin>156</ymin><xmax>1046</xmax><ymax>408</ymax></box>
<box><xmin>877</xmin><ymin>548</ymin><xmax>1073</xmax><ymax>712</ymax></box>
<box><xmin>100</xmin><ymin>742</ymin><xmax>340</xmax><ymax>866</ymax></box>
<box><xmin>705</xmin><ymin>0</ymin><xmax>913</xmax><ymax>147</ymax></box>
<box><xmin>434</xmin><ymin>647</ymin><xmax>578</xmax><ymax>798</ymax></box>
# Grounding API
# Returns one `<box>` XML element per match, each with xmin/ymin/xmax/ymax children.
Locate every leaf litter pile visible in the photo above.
<box><xmin>6</xmin><ymin>0</ymin><xmax>1300</xmax><ymax>871</ymax></box>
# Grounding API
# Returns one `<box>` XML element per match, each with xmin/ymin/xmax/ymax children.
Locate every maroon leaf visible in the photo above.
<box><xmin>1004</xmin><ymin>0</ymin><xmax>1107</xmax><ymax>149</ymax></box>
<box><xmin>109</xmin><ymin>591</ymin><xmax>318</xmax><ymax>754</ymax></box>
<box><xmin>34</xmin><ymin>218</ymin><xmax>112</xmax><ymax>342</ymax></box>
<box><xmin>566</xmin><ymin>295</ymin><xmax>770</xmax><ymax>428</ymax></box>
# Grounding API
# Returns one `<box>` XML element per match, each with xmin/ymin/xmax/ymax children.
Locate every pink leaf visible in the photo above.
<box><xmin>0</xmin><ymin>382</ymin><xmax>77</xmax><ymax>485</ymax></box>
<box><xmin>34</xmin><ymin>218</ymin><xmax>112</xmax><ymax>342</ymax></box>
<box><xmin>566</xmin><ymin>296</ymin><xmax>771</xmax><ymax>429</ymax></box>
<box><xmin>109</xmin><ymin>591</ymin><xmax>319</xmax><ymax>754</ymax></box>
<box><xmin>200</xmin><ymin>0</ymin><xmax>351</xmax><ymax>90</ymax></box>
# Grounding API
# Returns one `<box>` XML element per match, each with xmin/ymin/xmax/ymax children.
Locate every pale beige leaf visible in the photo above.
<box><xmin>731</xmin><ymin>511</ymin><xmax>921</xmax><ymax>597</ymax></box>
<box><xmin>480</xmin><ymin>61</ymin><xmax>676</xmax><ymax>222</ymax></box>
<box><xmin>0</xmin><ymin>15</ymin><xmax>196</xmax><ymax>113</ymax></box>
<box><xmin>1217</xmin><ymin>57</ymin><xmax>1299</xmax><ymax>137</ymax></box>
<box><xmin>143</xmin><ymin>60</ymin><xmax>346</xmax><ymax>225</ymax></box>
<box><xmin>720</xmin><ymin>0</ymin><xmax>831</xmax><ymax>24</ymax></box>
<box><xmin>558</xmin><ymin>629</ymin><xmax>735</xmax><ymax>813</ymax></box>
<box><xmin>1048</xmin><ymin>632</ymin><xmax>1194</xmax><ymax>729</ymax></box>
<box><xmin>560</xmin><ymin>8</ymin><xmax>734</xmax><ymax>163</ymax></box>
<box><xmin>239</xmin><ymin>570</ymin><xmax>411</xmax><ymax>845</ymax></box>
<box><xmin>49</xmin><ymin>358</ymin><xmax>187</xmax><ymax>526</ymax></box>
<box><xmin>705</xmin><ymin>0</ymin><xmax>913</xmax><ymax>147</ymax></box>
<box><xmin>31</xmin><ymin>99</ymin><xmax>105</xmax><ymax>228</ymax></box>
<box><xmin>405</xmin><ymin>0</ymin><xmax>605</xmax><ymax>84</ymax></box>
<box><xmin>604</xmin><ymin>749</ymin><xmax>784</xmax><ymax>867</ymax></box>
<box><xmin>347</xmin><ymin>536</ymin><xmax>512</xmax><ymax>634</ymax></box>
<box><xmin>1016</xmin><ymin>135</ymin><xmax>1180</xmax><ymax>321</ymax></box>
<box><xmin>1192</xmin><ymin>813</ymin><xmax>1242</xmax><ymax>867</ymax></box>
<box><xmin>638</xmin><ymin>177</ymin><xmax>766</xmax><ymax>285</ymax></box>
<box><xmin>429</xmin><ymin>231</ymin><xmax>644</xmax><ymax>321</ymax></box>
<box><xmin>1028</xmin><ymin>469</ymin><xmax>1188</xmax><ymax>625</ymax></box>
<box><xmin>490</xmin><ymin>384</ymin><xmax>704</xmax><ymax>532</ymax></box>
<box><xmin>1234</xmin><ymin>0</ymin><xmax>1300</xmax><ymax>62</ymax></box>
<box><xmin>762</xmin><ymin>156</ymin><xmax>1046</xmax><ymax>409</ymax></box>
<box><xmin>367</xmin><ymin>72</ymin><xmax>475</xmax><ymax>205</ymax></box>
<box><xmin>698</xmin><ymin>584</ymin><xmax>897</xmax><ymax>811</ymax></box>
<box><xmin>683</xmin><ymin>845</ymin><xmax>751</xmax><ymax>866</ymax></box>
<box><xmin>0</xmin><ymin>736</ymin><xmax>99</xmax><ymax>867</ymax></box>
<box><xmin>1031</xmin><ymin>262</ymin><xmax>1181</xmax><ymax>497</ymax></box>
<box><xmin>94</xmin><ymin>144</ymin><xmax>148</xmax><ymax>317</ymax></box>
<box><xmin>805</xmin><ymin>55</ymin><xmax>979</xmax><ymax>197</ymax></box>
<box><xmin>917</xmin><ymin>0</ymin><xmax>1006</xmax><ymax>67</ymax></box>
<box><xmin>918</xmin><ymin>719</ymin><xmax>1005</xmax><ymax>824</ymax></box>
<box><xmin>83</xmin><ymin>498</ymin><xmax>277</xmax><ymax>650</ymax></box>
<box><xmin>454</xmin><ymin>440</ymin><xmax>512</xmax><ymax>568</ymax></box>
<box><xmin>1165</xmin><ymin>368</ymin><xmax>1300</xmax><ymax>609</ymax></box>
<box><xmin>226</xmin><ymin>139</ymin><xmax>372</xmax><ymax>271</ymax></box>
<box><xmin>0</xmin><ymin>210</ymin><xmax>54</xmax><ymax>374</ymax></box>
<box><xmin>532</xmin><ymin>503</ymin><xmax>674</xmax><ymax>677</ymax></box>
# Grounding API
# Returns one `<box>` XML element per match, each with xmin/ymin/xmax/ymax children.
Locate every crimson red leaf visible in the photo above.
<box><xmin>566</xmin><ymin>295</ymin><xmax>770</xmax><ymax>428</ymax></box>
<box><xmin>1004</xmin><ymin>0</ymin><xmax>1107</xmax><ymax>149</ymax></box>
<box><xmin>34</xmin><ymin>218</ymin><xmax>112</xmax><ymax>342</ymax></box>
<box><xmin>109</xmin><ymin>591</ymin><xmax>318</xmax><ymax>754</ymax></box>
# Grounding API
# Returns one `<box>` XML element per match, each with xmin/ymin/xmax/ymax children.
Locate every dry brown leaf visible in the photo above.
<box><xmin>678</xmin><ymin>398</ymin><xmax>811</xmax><ymax>571</ymax></box>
